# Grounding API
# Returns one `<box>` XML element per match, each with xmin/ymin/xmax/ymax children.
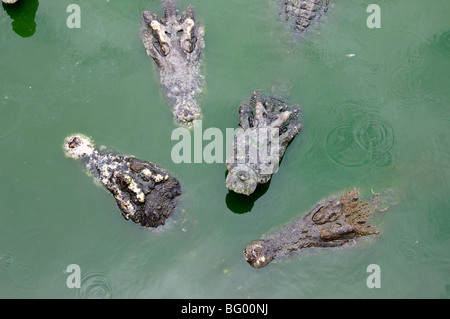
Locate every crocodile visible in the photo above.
<box><xmin>141</xmin><ymin>0</ymin><xmax>205</xmax><ymax>127</ymax></box>
<box><xmin>63</xmin><ymin>134</ymin><xmax>181</xmax><ymax>228</ymax></box>
<box><xmin>281</xmin><ymin>0</ymin><xmax>329</xmax><ymax>34</ymax></box>
<box><xmin>225</xmin><ymin>90</ymin><xmax>302</xmax><ymax>196</ymax></box>
<box><xmin>244</xmin><ymin>189</ymin><xmax>390</xmax><ymax>268</ymax></box>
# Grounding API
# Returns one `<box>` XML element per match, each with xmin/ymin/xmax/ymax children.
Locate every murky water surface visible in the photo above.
<box><xmin>0</xmin><ymin>0</ymin><xmax>449</xmax><ymax>298</ymax></box>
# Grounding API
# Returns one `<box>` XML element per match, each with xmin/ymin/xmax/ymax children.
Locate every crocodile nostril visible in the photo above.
<box><xmin>237</xmin><ymin>171</ymin><xmax>249</xmax><ymax>181</ymax></box>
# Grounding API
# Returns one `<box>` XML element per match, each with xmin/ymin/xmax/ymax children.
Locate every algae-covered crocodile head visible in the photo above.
<box><xmin>141</xmin><ymin>0</ymin><xmax>204</xmax><ymax>127</ymax></box>
<box><xmin>64</xmin><ymin>133</ymin><xmax>181</xmax><ymax>228</ymax></box>
<box><xmin>63</xmin><ymin>134</ymin><xmax>95</xmax><ymax>159</ymax></box>
<box><xmin>225</xmin><ymin>90</ymin><xmax>302</xmax><ymax>196</ymax></box>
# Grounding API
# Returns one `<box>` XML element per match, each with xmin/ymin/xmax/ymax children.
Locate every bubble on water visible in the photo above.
<box><xmin>76</xmin><ymin>271</ymin><xmax>115</xmax><ymax>299</ymax></box>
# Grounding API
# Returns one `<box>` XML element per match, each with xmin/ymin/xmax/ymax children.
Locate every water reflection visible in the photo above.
<box><xmin>2</xmin><ymin>0</ymin><xmax>39</xmax><ymax>38</ymax></box>
<box><xmin>225</xmin><ymin>179</ymin><xmax>271</xmax><ymax>214</ymax></box>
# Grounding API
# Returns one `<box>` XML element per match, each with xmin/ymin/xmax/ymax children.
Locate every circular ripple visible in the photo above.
<box><xmin>408</xmin><ymin>54</ymin><xmax>424</xmax><ymax>66</ymax></box>
<box><xmin>0</xmin><ymin>253</ymin><xmax>15</xmax><ymax>271</ymax></box>
<box><xmin>327</xmin><ymin>101</ymin><xmax>375</xmax><ymax>124</ymax></box>
<box><xmin>388</xmin><ymin>66</ymin><xmax>427</xmax><ymax>103</ymax></box>
<box><xmin>354</xmin><ymin>119</ymin><xmax>395</xmax><ymax>155</ymax></box>
<box><xmin>395</xmin><ymin>238</ymin><xmax>419</xmax><ymax>261</ymax></box>
<box><xmin>370</xmin><ymin>152</ymin><xmax>393</xmax><ymax>167</ymax></box>
<box><xmin>76</xmin><ymin>271</ymin><xmax>115</xmax><ymax>299</ymax></box>
<box><xmin>10</xmin><ymin>263</ymin><xmax>35</xmax><ymax>289</ymax></box>
<box><xmin>325</xmin><ymin>122</ymin><xmax>369</xmax><ymax>167</ymax></box>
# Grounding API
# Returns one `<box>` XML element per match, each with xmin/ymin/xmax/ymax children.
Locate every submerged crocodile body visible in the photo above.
<box><xmin>281</xmin><ymin>0</ymin><xmax>329</xmax><ymax>34</ymax></box>
<box><xmin>141</xmin><ymin>0</ymin><xmax>205</xmax><ymax>126</ymax></box>
<box><xmin>226</xmin><ymin>90</ymin><xmax>302</xmax><ymax>196</ymax></box>
<box><xmin>244</xmin><ymin>189</ymin><xmax>387</xmax><ymax>268</ymax></box>
<box><xmin>64</xmin><ymin>134</ymin><xmax>181</xmax><ymax>228</ymax></box>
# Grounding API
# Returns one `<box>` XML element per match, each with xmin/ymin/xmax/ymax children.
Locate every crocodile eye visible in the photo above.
<box><xmin>68</xmin><ymin>137</ymin><xmax>80</xmax><ymax>149</ymax></box>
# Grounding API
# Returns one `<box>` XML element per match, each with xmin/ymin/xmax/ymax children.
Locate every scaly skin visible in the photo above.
<box><xmin>244</xmin><ymin>189</ymin><xmax>384</xmax><ymax>268</ymax></box>
<box><xmin>282</xmin><ymin>0</ymin><xmax>329</xmax><ymax>34</ymax></box>
<box><xmin>226</xmin><ymin>90</ymin><xmax>302</xmax><ymax>196</ymax></box>
<box><xmin>64</xmin><ymin>134</ymin><xmax>181</xmax><ymax>228</ymax></box>
<box><xmin>141</xmin><ymin>0</ymin><xmax>205</xmax><ymax>127</ymax></box>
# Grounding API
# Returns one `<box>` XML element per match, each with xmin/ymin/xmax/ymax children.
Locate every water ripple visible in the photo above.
<box><xmin>354</xmin><ymin>119</ymin><xmax>395</xmax><ymax>155</ymax></box>
<box><xmin>395</xmin><ymin>237</ymin><xmax>421</xmax><ymax>261</ymax></box>
<box><xmin>0</xmin><ymin>252</ymin><xmax>15</xmax><ymax>271</ymax></box>
<box><xmin>10</xmin><ymin>263</ymin><xmax>34</xmax><ymax>289</ymax></box>
<box><xmin>388</xmin><ymin>65</ymin><xmax>427</xmax><ymax>103</ymax></box>
<box><xmin>438</xmin><ymin>30</ymin><xmax>450</xmax><ymax>56</ymax></box>
<box><xmin>327</xmin><ymin>101</ymin><xmax>375</xmax><ymax>124</ymax></box>
<box><xmin>76</xmin><ymin>271</ymin><xmax>115</xmax><ymax>299</ymax></box>
<box><xmin>325</xmin><ymin>118</ymin><xmax>395</xmax><ymax>168</ymax></box>
<box><xmin>325</xmin><ymin>122</ymin><xmax>369</xmax><ymax>167</ymax></box>
<box><xmin>0</xmin><ymin>252</ymin><xmax>37</xmax><ymax>290</ymax></box>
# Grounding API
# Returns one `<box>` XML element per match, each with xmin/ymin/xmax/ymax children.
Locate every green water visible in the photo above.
<box><xmin>1</xmin><ymin>0</ymin><xmax>449</xmax><ymax>299</ymax></box>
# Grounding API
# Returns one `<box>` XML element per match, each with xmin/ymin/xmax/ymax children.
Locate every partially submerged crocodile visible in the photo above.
<box><xmin>141</xmin><ymin>0</ymin><xmax>205</xmax><ymax>126</ymax></box>
<box><xmin>226</xmin><ymin>90</ymin><xmax>302</xmax><ymax>196</ymax></box>
<box><xmin>281</xmin><ymin>0</ymin><xmax>329</xmax><ymax>34</ymax></box>
<box><xmin>64</xmin><ymin>134</ymin><xmax>181</xmax><ymax>228</ymax></box>
<box><xmin>244</xmin><ymin>189</ymin><xmax>389</xmax><ymax>268</ymax></box>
